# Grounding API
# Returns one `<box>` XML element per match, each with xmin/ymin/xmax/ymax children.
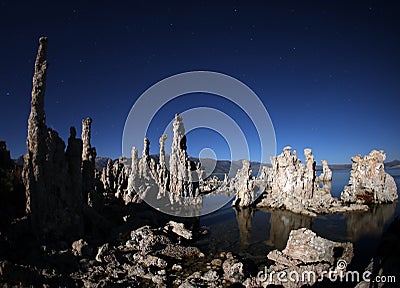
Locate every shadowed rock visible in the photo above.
<box><xmin>0</xmin><ymin>141</ymin><xmax>26</xmax><ymax>227</ymax></box>
<box><xmin>0</xmin><ymin>141</ymin><xmax>13</xmax><ymax>169</ymax></box>
<box><xmin>22</xmin><ymin>37</ymin><xmax>83</xmax><ymax>241</ymax></box>
<box><xmin>81</xmin><ymin>117</ymin><xmax>98</xmax><ymax>206</ymax></box>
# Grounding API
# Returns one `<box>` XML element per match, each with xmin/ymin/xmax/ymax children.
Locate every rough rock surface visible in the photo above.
<box><xmin>132</xmin><ymin>139</ymin><xmax>159</xmax><ymax>201</ymax></box>
<box><xmin>99</xmin><ymin>156</ymin><xmax>131</xmax><ymax>202</ymax></box>
<box><xmin>100</xmin><ymin>115</ymin><xmax>206</xmax><ymax>209</ymax></box>
<box><xmin>278</xmin><ymin>228</ymin><xmax>353</xmax><ymax>265</ymax></box>
<box><xmin>72</xmin><ymin>239</ymin><xmax>92</xmax><ymax>257</ymax></box>
<box><xmin>101</xmin><ymin>159</ymin><xmax>114</xmax><ymax>193</ymax></box>
<box><xmin>114</xmin><ymin>158</ymin><xmax>129</xmax><ymax>198</ymax></box>
<box><xmin>269</xmin><ymin>146</ymin><xmax>316</xmax><ymax>200</ymax></box>
<box><xmin>222</xmin><ymin>253</ymin><xmax>246</xmax><ymax>283</ymax></box>
<box><xmin>231</xmin><ymin>160</ymin><xmax>255</xmax><ymax>207</ymax></box>
<box><xmin>124</xmin><ymin>147</ymin><xmax>141</xmax><ymax>203</ymax></box>
<box><xmin>163</xmin><ymin>220</ymin><xmax>193</xmax><ymax>240</ymax></box>
<box><xmin>157</xmin><ymin>134</ymin><xmax>169</xmax><ymax>198</ymax></box>
<box><xmin>139</xmin><ymin>138</ymin><xmax>154</xmax><ymax>182</ymax></box>
<box><xmin>81</xmin><ymin>117</ymin><xmax>101</xmax><ymax>208</ymax></box>
<box><xmin>248</xmin><ymin>228</ymin><xmax>354</xmax><ymax>288</ymax></box>
<box><xmin>127</xmin><ymin>226</ymin><xmax>201</xmax><ymax>259</ymax></box>
<box><xmin>341</xmin><ymin>150</ymin><xmax>398</xmax><ymax>204</ymax></box>
<box><xmin>168</xmin><ymin>114</ymin><xmax>201</xmax><ymax>205</ymax></box>
<box><xmin>22</xmin><ymin>37</ymin><xmax>84</xmax><ymax>240</ymax></box>
<box><xmin>316</xmin><ymin>159</ymin><xmax>332</xmax><ymax>182</ymax></box>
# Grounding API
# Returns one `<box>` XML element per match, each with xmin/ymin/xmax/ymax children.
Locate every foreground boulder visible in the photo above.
<box><xmin>341</xmin><ymin>150</ymin><xmax>398</xmax><ymax>204</ymax></box>
<box><xmin>246</xmin><ymin>228</ymin><xmax>354</xmax><ymax>288</ymax></box>
<box><xmin>163</xmin><ymin>220</ymin><xmax>193</xmax><ymax>240</ymax></box>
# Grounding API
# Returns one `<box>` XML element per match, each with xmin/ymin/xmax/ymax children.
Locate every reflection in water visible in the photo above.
<box><xmin>265</xmin><ymin>208</ymin><xmax>313</xmax><ymax>250</ymax></box>
<box><xmin>232</xmin><ymin>202</ymin><xmax>396</xmax><ymax>254</ymax></box>
<box><xmin>233</xmin><ymin>207</ymin><xmax>254</xmax><ymax>247</ymax></box>
<box><xmin>233</xmin><ymin>206</ymin><xmax>313</xmax><ymax>251</ymax></box>
<box><xmin>345</xmin><ymin>202</ymin><xmax>396</xmax><ymax>242</ymax></box>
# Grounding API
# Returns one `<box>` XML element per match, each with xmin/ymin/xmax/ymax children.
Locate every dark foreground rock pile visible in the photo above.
<box><xmin>0</xmin><ymin>141</ymin><xmax>25</xmax><ymax>228</ymax></box>
<box><xmin>0</xmin><ymin>218</ymin><xmax>253</xmax><ymax>288</ymax></box>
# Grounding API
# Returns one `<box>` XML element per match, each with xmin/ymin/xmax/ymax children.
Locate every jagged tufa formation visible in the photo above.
<box><xmin>255</xmin><ymin>147</ymin><xmax>368</xmax><ymax>216</ymax></box>
<box><xmin>316</xmin><ymin>159</ymin><xmax>332</xmax><ymax>182</ymax></box>
<box><xmin>22</xmin><ymin>37</ymin><xmax>84</xmax><ymax>240</ymax></box>
<box><xmin>114</xmin><ymin>114</ymin><xmax>202</xmax><ymax>208</ymax></box>
<box><xmin>157</xmin><ymin>134</ymin><xmax>169</xmax><ymax>198</ymax></box>
<box><xmin>168</xmin><ymin>114</ymin><xmax>201</xmax><ymax>205</ymax></box>
<box><xmin>341</xmin><ymin>150</ymin><xmax>398</xmax><ymax>204</ymax></box>
<box><xmin>81</xmin><ymin>117</ymin><xmax>99</xmax><ymax>207</ymax></box>
<box><xmin>124</xmin><ymin>147</ymin><xmax>142</xmax><ymax>204</ymax></box>
<box><xmin>231</xmin><ymin>160</ymin><xmax>254</xmax><ymax>207</ymax></box>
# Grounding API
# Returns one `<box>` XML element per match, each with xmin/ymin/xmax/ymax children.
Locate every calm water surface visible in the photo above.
<box><xmin>195</xmin><ymin>168</ymin><xmax>400</xmax><ymax>272</ymax></box>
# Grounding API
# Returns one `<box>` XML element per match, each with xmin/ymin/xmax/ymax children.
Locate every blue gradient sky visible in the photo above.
<box><xmin>1</xmin><ymin>1</ymin><xmax>399</xmax><ymax>164</ymax></box>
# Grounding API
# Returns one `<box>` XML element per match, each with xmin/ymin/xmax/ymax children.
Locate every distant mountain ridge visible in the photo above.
<box><xmin>14</xmin><ymin>154</ymin><xmax>400</xmax><ymax>172</ymax></box>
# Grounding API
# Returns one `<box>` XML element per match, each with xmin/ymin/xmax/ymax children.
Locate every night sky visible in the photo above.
<box><xmin>1</xmin><ymin>1</ymin><xmax>399</xmax><ymax>164</ymax></box>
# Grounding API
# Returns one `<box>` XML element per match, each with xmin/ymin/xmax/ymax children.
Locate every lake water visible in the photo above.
<box><xmin>195</xmin><ymin>168</ymin><xmax>400</xmax><ymax>273</ymax></box>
